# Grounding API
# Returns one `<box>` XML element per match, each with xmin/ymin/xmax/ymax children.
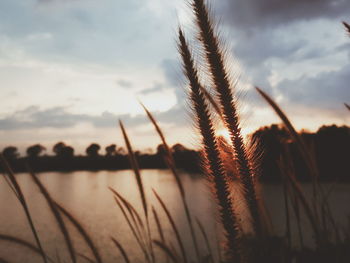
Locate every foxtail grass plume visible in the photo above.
<box><xmin>178</xmin><ymin>28</ymin><xmax>240</xmax><ymax>260</ymax></box>
<box><xmin>191</xmin><ymin>0</ymin><xmax>263</xmax><ymax>236</ymax></box>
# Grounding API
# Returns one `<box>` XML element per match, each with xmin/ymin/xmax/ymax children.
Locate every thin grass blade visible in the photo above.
<box><xmin>77</xmin><ymin>253</ymin><xmax>96</xmax><ymax>263</ymax></box>
<box><xmin>119</xmin><ymin>120</ymin><xmax>155</xmax><ymax>263</ymax></box>
<box><xmin>0</xmin><ymin>234</ymin><xmax>52</xmax><ymax>262</ymax></box>
<box><xmin>119</xmin><ymin>120</ymin><xmax>148</xmax><ymax>218</ymax></box>
<box><xmin>345</xmin><ymin>103</ymin><xmax>350</xmax><ymax>111</ymax></box>
<box><xmin>111</xmin><ymin>238</ymin><xmax>130</xmax><ymax>263</ymax></box>
<box><xmin>153</xmin><ymin>240</ymin><xmax>179</xmax><ymax>263</ymax></box>
<box><xmin>28</xmin><ymin>170</ymin><xmax>76</xmax><ymax>263</ymax></box>
<box><xmin>0</xmin><ymin>155</ymin><xmax>47</xmax><ymax>263</ymax></box>
<box><xmin>153</xmin><ymin>189</ymin><xmax>188</xmax><ymax>263</ymax></box>
<box><xmin>196</xmin><ymin>218</ymin><xmax>214</xmax><ymax>263</ymax></box>
<box><xmin>55</xmin><ymin>202</ymin><xmax>103</xmax><ymax>263</ymax></box>
<box><xmin>140</xmin><ymin>103</ymin><xmax>200</xmax><ymax>261</ymax></box>
<box><xmin>113</xmin><ymin>196</ymin><xmax>150</xmax><ymax>262</ymax></box>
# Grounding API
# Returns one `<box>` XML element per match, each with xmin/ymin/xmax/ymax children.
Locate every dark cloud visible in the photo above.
<box><xmin>216</xmin><ymin>0</ymin><xmax>350</xmax><ymax>29</ymax></box>
<box><xmin>205</xmin><ymin>0</ymin><xmax>350</xmax><ymax>114</ymax></box>
<box><xmin>232</xmin><ymin>30</ymin><xmax>305</xmax><ymax>66</ymax></box>
<box><xmin>278</xmin><ymin>63</ymin><xmax>350</xmax><ymax>108</ymax></box>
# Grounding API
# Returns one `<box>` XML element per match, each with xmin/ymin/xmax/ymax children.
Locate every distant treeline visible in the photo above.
<box><xmin>1</xmin><ymin>124</ymin><xmax>349</xmax><ymax>182</ymax></box>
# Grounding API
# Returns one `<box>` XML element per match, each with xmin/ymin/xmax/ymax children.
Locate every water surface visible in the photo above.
<box><xmin>0</xmin><ymin>170</ymin><xmax>349</xmax><ymax>262</ymax></box>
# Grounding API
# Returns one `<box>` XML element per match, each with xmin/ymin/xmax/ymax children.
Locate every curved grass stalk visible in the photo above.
<box><xmin>111</xmin><ymin>238</ymin><xmax>130</xmax><ymax>263</ymax></box>
<box><xmin>55</xmin><ymin>203</ymin><xmax>103</xmax><ymax>263</ymax></box>
<box><xmin>140</xmin><ymin>103</ymin><xmax>200</xmax><ymax>261</ymax></box>
<box><xmin>0</xmin><ymin>155</ymin><xmax>48</xmax><ymax>263</ymax></box>
<box><xmin>0</xmin><ymin>234</ymin><xmax>43</xmax><ymax>257</ymax></box>
<box><xmin>153</xmin><ymin>189</ymin><xmax>188</xmax><ymax>263</ymax></box>
<box><xmin>28</xmin><ymin>170</ymin><xmax>76</xmax><ymax>263</ymax></box>
<box><xmin>119</xmin><ymin>121</ymin><xmax>155</xmax><ymax>263</ymax></box>
<box><xmin>153</xmin><ymin>240</ymin><xmax>179</xmax><ymax>263</ymax></box>
<box><xmin>345</xmin><ymin>103</ymin><xmax>350</xmax><ymax>111</ymax></box>
<box><xmin>196</xmin><ymin>218</ymin><xmax>214</xmax><ymax>263</ymax></box>
<box><xmin>113</xmin><ymin>196</ymin><xmax>150</xmax><ymax>262</ymax></box>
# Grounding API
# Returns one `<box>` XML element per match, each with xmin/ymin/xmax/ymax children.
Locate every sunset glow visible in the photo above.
<box><xmin>0</xmin><ymin>0</ymin><xmax>349</xmax><ymax>154</ymax></box>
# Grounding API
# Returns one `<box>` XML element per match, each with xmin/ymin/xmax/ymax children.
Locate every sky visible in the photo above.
<box><xmin>0</xmin><ymin>0</ymin><xmax>349</xmax><ymax>155</ymax></box>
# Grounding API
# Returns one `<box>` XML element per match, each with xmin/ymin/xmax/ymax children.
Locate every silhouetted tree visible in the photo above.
<box><xmin>26</xmin><ymin>144</ymin><xmax>46</xmax><ymax>158</ymax></box>
<box><xmin>53</xmin><ymin>142</ymin><xmax>66</xmax><ymax>155</ymax></box>
<box><xmin>53</xmin><ymin>142</ymin><xmax>74</xmax><ymax>159</ymax></box>
<box><xmin>105</xmin><ymin>144</ymin><xmax>116</xmax><ymax>156</ymax></box>
<box><xmin>156</xmin><ymin>144</ymin><xmax>166</xmax><ymax>156</ymax></box>
<box><xmin>61</xmin><ymin>146</ymin><xmax>74</xmax><ymax>158</ymax></box>
<box><xmin>251</xmin><ymin>125</ymin><xmax>290</xmax><ymax>181</ymax></box>
<box><xmin>172</xmin><ymin>143</ymin><xmax>188</xmax><ymax>153</ymax></box>
<box><xmin>2</xmin><ymin>146</ymin><xmax>19</xmax><ymax>161</ymax></box>
<box><xmin>116</xmin><ymin>147</ymin><xmax>126</xmax><ymax>155</ymax></box>
<box><xmin>314</xmin><ymin>125</ymin><xmax>350</xmax><ymax>180</ymax></box>
<box><xmin>86</xmin><ymin>143</ymin><xmax>101</xmax><ymax>158</ymax></box>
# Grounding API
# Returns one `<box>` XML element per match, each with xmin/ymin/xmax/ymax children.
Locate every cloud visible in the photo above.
<box><xmin>202</xmin><ymin>0</ymin><xmax>350</xmax><ymax>113</ymax></box>
<box><xmin>216</xmin><ymin>0</ymin><xmax>350</xmax><ymax>30</ymax></box>
<box><xmin>0</xmin><ymin>103</ymin><xmax>190</xmax><ymax>131</ymax></box>
<box><xmin>0</xmin><ymin>106</ymin><xmax>144</xmax><ymax>130</ymax></box>
<box><xmin>117</xmin><ymin>79</ymin><xmax>133</xmax><ymax>89</ymax></box>
<box><xmin>0</xmin><ymin>0</ymin><xmax>179</xmax><ymax>67</ymax></box>
<box><xmin>278</xmin><ymin>63</ymin><xmax>350</xmax><ymax>108</ymax></box>
<box><xmin>160</xmin><ymin>59</ymin><xmax>187</xmax><ymax>103</ymax></box>
<box><xmin>138</xmin><ymin>83</ymin><xmax>165</xmax><ymax>95</ymax></box>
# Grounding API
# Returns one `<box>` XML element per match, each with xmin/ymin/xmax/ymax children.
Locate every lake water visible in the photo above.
<box><xmin>0</xmin><ymin>169</ymin><xmax>349</xmax><ymax>263</ymax></box>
